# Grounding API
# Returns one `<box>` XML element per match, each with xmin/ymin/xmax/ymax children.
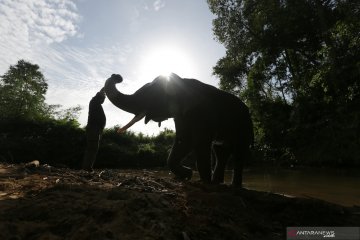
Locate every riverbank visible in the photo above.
<box><xmin>0</xmin><ymin>162</ymin><xmax>359</xmax><ymax>240</ymax></box>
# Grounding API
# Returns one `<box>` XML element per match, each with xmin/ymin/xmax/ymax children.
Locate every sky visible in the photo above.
<box><xmin>0</xmin><ymin>0</ymin><xmax>226</xmax><ymax>135</ymax></box>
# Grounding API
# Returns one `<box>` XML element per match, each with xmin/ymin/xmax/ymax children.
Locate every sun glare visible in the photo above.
<box><xmin>138</xmin><ymin>45</ymin><xmax>195</xmax><ymax>80</ymax></box>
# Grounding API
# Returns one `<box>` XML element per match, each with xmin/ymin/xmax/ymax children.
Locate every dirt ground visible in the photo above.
<box><xmin>0</xmin><ymin>162</ymin><xmax>359</xmax><ymax>240</ymax></box>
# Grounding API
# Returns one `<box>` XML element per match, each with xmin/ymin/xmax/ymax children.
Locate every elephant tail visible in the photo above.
<box><xmin>248</xmin><ymin>116</ymin><xmax>255</xmax><ymax>148</ymax></box>
<box><xmin>244</xmin><ymin>108</ymin><xmax>255</xmax><ymax>148</ymax></box>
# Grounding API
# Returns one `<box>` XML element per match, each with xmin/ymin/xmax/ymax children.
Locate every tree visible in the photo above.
<box><xmin>208</xmin><ymin>0</ymin><xmax>360</xmax><ymax>166</ymax></box>
<box><xmin>0</xmin><ymin>60</ymin><xmax>48</xmax><ymax>120</ymax></box>
<box><xmin>49</xmin><ymin>104</ymin><xmax>82</xmax><ymax>126</ymax></box>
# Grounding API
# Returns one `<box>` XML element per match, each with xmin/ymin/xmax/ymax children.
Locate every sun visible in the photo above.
<box><xmin>138</xmin><ymin>45</ymin><xmax>195</xmax><ymax>79</ymax></box>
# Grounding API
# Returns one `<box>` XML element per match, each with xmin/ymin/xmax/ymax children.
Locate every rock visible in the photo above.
<box><xmin>25</xmin><ymin>160</ymin><xmax>40</xmax><ymax>168</ymax></box>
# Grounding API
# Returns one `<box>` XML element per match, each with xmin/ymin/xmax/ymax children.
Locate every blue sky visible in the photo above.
<box><xmin>0</xmin><ymin>0</ymin><xmax>225</xmax><ymax>135</ymax></box>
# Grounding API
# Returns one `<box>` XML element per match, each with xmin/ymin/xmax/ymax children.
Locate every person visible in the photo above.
<box><xmin>82</xmin><ymin>89</ymin><xmax>106</xmax><ymax>171</ymax></box>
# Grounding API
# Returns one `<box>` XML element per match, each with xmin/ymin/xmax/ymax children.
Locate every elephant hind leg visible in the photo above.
<box><xmin>195</xmin><ymin>141</ymin><xmax>212</xmax><ymax>184</ymax></box>
<box><xmin>212</xmin><ymin>144</ymin><xmax>231</xmax><ymax>184</ymax></box>
<box><xmin>232</xmin><ymin>146</ymin><xmax>250</xmax><ymax>187</ymax></box>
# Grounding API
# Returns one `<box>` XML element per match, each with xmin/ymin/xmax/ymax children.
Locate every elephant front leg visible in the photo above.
<box><xmin>167</xmin><ymin>139</ymin><xmax>193</xmax><ymax>181</ymax></box>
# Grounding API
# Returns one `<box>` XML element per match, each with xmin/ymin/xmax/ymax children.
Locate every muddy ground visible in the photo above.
<box><xmin>0</xmin><ymin>162</ymin><xmax>359</xmax><ymax>240</ymax></box>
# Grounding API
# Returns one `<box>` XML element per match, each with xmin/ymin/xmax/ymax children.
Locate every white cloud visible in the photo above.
<box><xmin>153</xmin><ymin>0</ymin><xmax>165</xmax><ymax>11</ymax></box>
<box><xmin>2</xmin><ymin>0</ymin><xmax>80</xmax><ymax>43</ymax></box>
<box><xmin>0</xmin><ymin>0</ymin><xmax>81</xmax><ymax>72</ymax></box>
<box><xmin>38</xmin><ymin>44</ymin><xmax>131</xmax><ymax>89</ymax></box>
<box><xmin>142</xmin><ymin>0</ymin><xmax>165</xmax><ymax>12</ymax></box>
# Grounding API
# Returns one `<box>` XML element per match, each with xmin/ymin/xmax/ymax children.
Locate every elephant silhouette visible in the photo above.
<box><xmin>103</xmin><ymin>73</ymin><xmax>253</xmax><ymax>186</ymax></box>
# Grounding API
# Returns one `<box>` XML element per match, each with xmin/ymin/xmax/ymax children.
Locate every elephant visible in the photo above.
<box><xmin>82</xmin><ymin>89</ymin><xmax>106</xmax><ymax>171</ymax></box>
<box><xmin>104</xmin><ymin>73</ymin><xmax>253</xmax><ymax>186</ymax></box>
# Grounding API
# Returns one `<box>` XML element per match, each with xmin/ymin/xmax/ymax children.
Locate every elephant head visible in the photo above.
<box><xmin>104</xmin><ymin>73</ymin><xmax>184</xmax><ymax>132</ymax></box>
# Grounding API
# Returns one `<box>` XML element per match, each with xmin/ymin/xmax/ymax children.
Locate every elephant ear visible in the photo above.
<box><xmin>141</xmin><ymin>76</ymin><xmax>169</xmax><ymax>123</ymax></box>
<box><xmin>166</xmin><ymin>73</ymin><xmax>202</xmax><ymax>117</ymax></box>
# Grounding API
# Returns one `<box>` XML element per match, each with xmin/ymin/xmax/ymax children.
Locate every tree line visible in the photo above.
<box><xmin>208</xmin><ymin>0</ymin><xmax>359</xmax><ymax>167</ymax></box>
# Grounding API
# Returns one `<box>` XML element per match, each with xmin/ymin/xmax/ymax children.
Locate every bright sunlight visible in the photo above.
<box><xmin>138</xmin><ymin>45</ymin><xmax>195</xmax><ymax>80</ymax></box>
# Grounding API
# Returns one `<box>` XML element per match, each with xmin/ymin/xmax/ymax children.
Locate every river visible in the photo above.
<box><xmin>235</xmin><ymin>168</ymin><xmax>360</xmax><ymax>207</ymax></box>
<box><xmin>161</xmin><ymin>168</ymin><xmax>360</xmax><ymax>207</ymax></box>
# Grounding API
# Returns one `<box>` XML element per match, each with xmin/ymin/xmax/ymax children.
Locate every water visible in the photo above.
<box><xmin>161</xmin><ymin>168</ymin><xmax>360</xmax><ymax>207</ymax></box>
<box><xmin>239</xmin><ymin>168</ymin><xmax>360</xmax><ymax>207</ymax></box>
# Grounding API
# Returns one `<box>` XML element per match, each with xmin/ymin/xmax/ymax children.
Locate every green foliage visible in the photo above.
<box><xmin>95</xmin><ymin>128</ymin><xmax>175</xmax><ymax>169</ymax></box>
<box><xmin>50</xmin><ymin>104</ymin><xmax>82</xmax><ymax>125</ymax></box>
<box><xmin>0</xmin><ymin>60</ymin><xmax>48</xmax><ymax>120</ymax></box>
<box><xmin>0</xmin><ymin>118</ymin><xmax>85</xmax><ymax>167</ymax></box>
<box><xmin>0</xmin><ymin>60</ymin><xmax>82</xmax><ymax>126</ymax></box>
<box><xmin>208</xmin><ymin>0</ymin><xmax>360</xmax><ymax>167</ymax></box>
<box><xmin>0</xmin><ymin>116</ymin><xmax>176</xmax><ymax>169</ymax></box>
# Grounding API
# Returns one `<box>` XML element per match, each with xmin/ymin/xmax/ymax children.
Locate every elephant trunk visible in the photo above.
<box><xmin>104</xmin><ymin>74</ymin><xmax>142</xmax><ymax>115</ymax></box>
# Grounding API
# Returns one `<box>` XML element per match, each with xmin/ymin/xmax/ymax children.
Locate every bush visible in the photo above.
<box><xmin>0</xmin><ymin>118</ymin><xmax>85</xmax><ymax>167</ymax></box>
<box><xmin>0</xmin><ymin>118</ymin><xmax>178</xmax><ymax>169</ymax></box>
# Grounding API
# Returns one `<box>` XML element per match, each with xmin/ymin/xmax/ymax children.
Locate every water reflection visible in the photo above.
<box><xmin>240</xmin><ymin>168</ymin><xmax>360</xmax><ymax>207</ymax></box>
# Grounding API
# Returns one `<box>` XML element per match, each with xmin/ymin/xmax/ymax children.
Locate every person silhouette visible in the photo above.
<box><xmin>82</xmin><ymin>89</ymin><xmax>106</xmax><ymax>171</ymax></box>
